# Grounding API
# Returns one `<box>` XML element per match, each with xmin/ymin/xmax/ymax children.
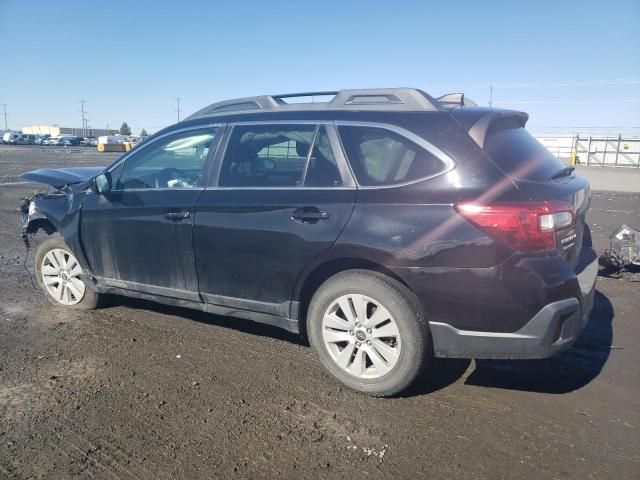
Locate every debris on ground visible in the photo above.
<box><xmin>598</xmin><ymin>224</ymin><xmax>640</xmax><ymax>280</ymax></box>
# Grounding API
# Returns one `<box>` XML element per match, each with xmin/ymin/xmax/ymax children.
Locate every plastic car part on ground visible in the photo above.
<box><xmin>599</xmin><ymin>224</ymin><xmax>640</xmax><ymax>281</ymax></box>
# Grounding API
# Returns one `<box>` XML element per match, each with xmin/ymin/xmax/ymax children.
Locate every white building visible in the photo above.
<box><xmin>22</xmin><ymin>125</ymin><xmax>117</xmax><ymax>137</ymax></box>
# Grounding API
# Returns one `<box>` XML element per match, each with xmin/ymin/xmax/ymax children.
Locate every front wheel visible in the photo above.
<box><xmin>35</xmin><ymin>236</ymin><xmax>100</xmax><ymax>309</ymax></box>
<box><xmin>307</xmin><ymin>270</ymin><xmax>431</xmax><ymax>397</ymax></box>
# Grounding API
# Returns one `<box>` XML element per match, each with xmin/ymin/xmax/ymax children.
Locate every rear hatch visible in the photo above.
<box><xmin>482</xmin><ymin>117</ymin><xmax>590</xmax><ymax>268</ymax></box>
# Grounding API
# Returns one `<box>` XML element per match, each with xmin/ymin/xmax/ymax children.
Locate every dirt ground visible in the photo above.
<box><xmin>0</xmin><ymin>145</ymin><xmax>638</xmax><ymax>479</ymax></box>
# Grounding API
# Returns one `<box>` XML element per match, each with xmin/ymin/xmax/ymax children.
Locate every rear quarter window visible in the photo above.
<box><xmin>484</xmin><ymin>121</ymin><xmax>566</xmax><ymax>181</ymax></box>
<box><xmin>338</xmin><ymin>125</ymin><xmax>446</xmax><ymax>186</ymax></box>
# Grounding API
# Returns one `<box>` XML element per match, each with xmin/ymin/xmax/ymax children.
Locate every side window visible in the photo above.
<box><xmin>116</xmin><ymin>128</ymin><xmax>217</xmax><ymax>190</ymax></box>
<box><xmin>304</xmin><ymin>126</ymin><xmax>342</xmax><ymax>187</ymax></box>
<box><xmin>219</xmin><ymin>124</ymin><xmax>316</xmax><ymax>187</ymax></box>
<box><xmin>338</xmin><ymin>126</ymin><xmax>445</xmax><ymax>186</ymax></box>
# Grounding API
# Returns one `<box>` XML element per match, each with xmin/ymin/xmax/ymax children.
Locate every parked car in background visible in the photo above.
<box><xmin>49</xmin><ymin>137</ymin><xmax>66</xmax><ymax>146</ymax></box>
<box><xmin>19</xmin><ymin>88</ymin><xmax>597</xmax><ymax>397</ymax></box>
<box><xmin>16</xmin><ymin>134</ymin><xmax>37</xmax><ymax>145</ymax></box>
<box><xmin>42</xmin><ymin>137</ymin><xmax>58</xmax><ymax>145</ymax></box>
<box><xmin>35</xmin><ymin>135</ymin><xmax>51</xmax><ymax>145</ymax></box>
<box><xmin>131</xmin><ymin>135</ymin><xmax>149</xmax><ymax>149</ymax></box>
<box><xmin>61</xmin><ymin>136</ymin><xmax>81</xmax><ymax>146</ymax></box>
<box><xmin>81</xmin><ymin>137</ymin><xmax>97</xmax><ymax>147</ymax></box>
<box><xmin>46</xmin><ymin>136</ymin><xmax>80</xmax><ymax>146</ymax></box>
<box><xmin>97</xmin><ymin>134</ymin><xmax>129</xmax><ymax>145</ymax></box>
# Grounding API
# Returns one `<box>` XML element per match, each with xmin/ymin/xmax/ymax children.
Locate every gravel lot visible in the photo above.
<box><xmin>0</xmin><ymin>145</ymin><xmax>638</xmax><ymax>479</ymax></box>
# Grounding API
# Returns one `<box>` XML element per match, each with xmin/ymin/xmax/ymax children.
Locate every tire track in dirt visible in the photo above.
<box><xmin>53</xmin><ymin>418</ymin><xmax>142</xmax><ymax>480</ymax></box>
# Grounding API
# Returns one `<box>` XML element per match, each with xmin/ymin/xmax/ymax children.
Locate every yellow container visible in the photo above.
<box><xmin>97</xmin><ymin>143</ymin><xmax>127</xmax><ymax>153</ymax></box>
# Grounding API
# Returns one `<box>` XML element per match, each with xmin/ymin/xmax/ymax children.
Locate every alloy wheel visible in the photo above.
<box><xmin>41</xmin><ymin>248</ymin><xmax>86</xmax><ymax>306</ymax></box>
<box><xmin>321</xmin><ymin>293</ymin><xmax>402</xmax><ymax>379</ymax></box>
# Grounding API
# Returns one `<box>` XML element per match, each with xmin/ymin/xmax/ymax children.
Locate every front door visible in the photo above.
<box><xmin>193</xmin><ymin>123</ymin><xmax>356</xmax><ymax>313</ymax></box>
<box><xmin>80</xmin><ymin>126</ymin><xmax>222</xmax><ymax>300</ymax></box>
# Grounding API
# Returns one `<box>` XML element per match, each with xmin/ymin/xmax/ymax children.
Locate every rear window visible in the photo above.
<box><xmin>338</xmin><ymin>126</ymin><xmax>446</xmax><ymax>186</ymax></box>
<box><xmin>484</xmin><ymin>122</ymin><xmax>566</xmax><ymax>181</ymax></box>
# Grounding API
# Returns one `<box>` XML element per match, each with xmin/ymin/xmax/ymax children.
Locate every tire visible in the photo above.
<box><xmin>35</xmin><ymin>235</ymin><xmax>100</xmax><ymax>310</ymax></box>
<box><xmin>307</xmin><ymin>269</ymin><xmax>431</xmax><ymax>397</ymax></box>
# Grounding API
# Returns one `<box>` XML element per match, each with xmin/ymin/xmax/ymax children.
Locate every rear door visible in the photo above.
<box><xmin>193</xmin><ymin>122</ymin><xmax>356</xmax><ymax>314</ymax></box>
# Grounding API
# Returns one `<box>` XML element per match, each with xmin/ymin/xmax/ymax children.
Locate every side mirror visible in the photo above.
<box><xmin>92</xmin><ymin>172</ymin><xmax>112</xmax><ymax>195</ymax></box>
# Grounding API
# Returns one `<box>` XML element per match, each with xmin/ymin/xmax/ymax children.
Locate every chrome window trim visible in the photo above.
<box><xmin>98</xmin><ymin>187</ymin><xmax>212</xmax><ymax>193</ymax></box>
<box><xmin>333</xmin><ymin>120</ymin><xmax>456</xmax><ymax>189</ymax></box>
<box><xmin>103</xmin><ymin>120</ymin><xmax>454</xmax><ymax>192</ymax></box>
<box><xmin>207</xmin><ymin>186</ymin><xmax>357</xmax><ymax>191</ymax></box>
<box><xmin>228</xmin><ymin>119</ymin><xmax>333</xmax><ymax>126</ymax></box>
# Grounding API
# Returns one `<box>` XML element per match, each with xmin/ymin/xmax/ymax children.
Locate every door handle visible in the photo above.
<box><xmin>291</xmin><ymin>207</ymin><xmax>329</xmax><ymax>224</ymax></box>
<box><xmin>164</xmin><ymin>211</ymin><xmax>191</xmax><ymax>220</ymax></box>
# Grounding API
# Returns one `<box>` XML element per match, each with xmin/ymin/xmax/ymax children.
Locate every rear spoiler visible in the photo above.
<box><xmin>451</xmin><ymin>109</ymin><xmax>529</xmax><ymax>149</ymax></box>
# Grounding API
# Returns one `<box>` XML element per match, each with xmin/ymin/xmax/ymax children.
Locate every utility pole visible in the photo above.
<box><xmin>1</xmin><ymin>104</ymin><xmax>8</xmax><ymax>130</ymax></box>
<box><xmin>488</xmin><ymin>85</ymin><xmax>493</xmax><ymax>108</ymax></box>
<box><xmin>79</xmin><ymin>100</ymin><xmax>87</xmax><ymax>138</ymax></box>
<box><xmin>174</xmin><ymin>97</ymin><xmax>182</xmax><ymax>122</ymax></box>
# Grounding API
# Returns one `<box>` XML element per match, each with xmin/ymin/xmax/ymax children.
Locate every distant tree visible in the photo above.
<box><xmin>140</xmin><ymin>128</ymin><xmax>149</xmax><ymax>137</ymax></box>
<box><xmin>119</xmin><ymin>122</ymin><xmax>131</xmax><ymax>136</ymax></box>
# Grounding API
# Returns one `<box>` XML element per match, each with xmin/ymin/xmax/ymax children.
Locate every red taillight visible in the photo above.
<box><xmin>454</xmin><ymin>201</ymin><xmax>574</xmax><ymax>251</ymax></box>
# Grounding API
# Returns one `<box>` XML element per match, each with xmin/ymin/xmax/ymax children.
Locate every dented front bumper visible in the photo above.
<box><xmin>20</xmin><ymin>194</ymin><xmax>54</xmax><ymax>247</ymax></box>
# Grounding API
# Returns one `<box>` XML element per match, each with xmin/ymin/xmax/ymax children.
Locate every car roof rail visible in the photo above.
<box><xmin>185</xmin><ymin>88</ymin><xmax>442</xmax><ymax>120</ymax></box>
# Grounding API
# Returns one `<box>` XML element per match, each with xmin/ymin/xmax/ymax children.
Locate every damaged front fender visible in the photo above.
<box><xmin>20</xmin><ymin>194</ymin><xmax>55</xmax><ymax>240</ymax></box>
<box><xmin>20</xmin><ymin>184</ymin><xmax>94</xmax><ymax>275</ymax></box>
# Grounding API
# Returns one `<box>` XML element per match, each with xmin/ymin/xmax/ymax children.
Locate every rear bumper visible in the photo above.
<box><xmin>429</xmin><ymin>251</ymin><xmax>598</xmax><ymax>359</ymax></box>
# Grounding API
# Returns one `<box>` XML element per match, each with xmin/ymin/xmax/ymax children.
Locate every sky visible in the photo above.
<box><xmin>1</xmin><ymin>0</ymin><xmax>639</xmax><ymax>136</ymax></box>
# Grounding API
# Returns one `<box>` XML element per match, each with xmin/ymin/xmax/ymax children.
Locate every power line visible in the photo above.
<box><xmin>174</xmin><ymin>97</ymin><xmax>182</xmax><ymax>122</ymax></box>
<box><xmin>495</xmin><ymin>99</ymin><xmax>640</xmax><ymax>105</ymax></box>
<box><xmin>79</xmin><ymin>100</ymin><xmax>88</xmax><ymax>138</ymax></box>
<box><xmin>430</xmin><ymin>78</ymin><xmax>640</xmax><ymax>90</ymax></box>
<box><xmin>1</xmin><ymin>104</ymin><xmax>8</xmax><ymax>130</ymax></box>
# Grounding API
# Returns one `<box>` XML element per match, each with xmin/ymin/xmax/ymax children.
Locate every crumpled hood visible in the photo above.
<box><xmin>21</xmin><ymin>167</ymin><xmax>103</xmax><ymax>188</ymax></box>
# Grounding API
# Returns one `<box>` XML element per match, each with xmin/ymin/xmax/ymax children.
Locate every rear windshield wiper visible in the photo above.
<box><xmin>551</xmin><ymin>166</ymin><xmax>575</xmax><ymax>180</ymax></box>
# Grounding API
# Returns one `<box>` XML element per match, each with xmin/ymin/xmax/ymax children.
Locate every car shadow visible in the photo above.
<box><xmin>401</xmin><ymin>358</ymin><xmax>473</xmax><ymax>397</ymax></box>
<box><xmin>108</xmin><ymin>296</ymin><xmax>305</xmax><ymax>346</ymax></box>
<box><xmin>463</xmin><ymin>290</ymin><xmax>614</xmax><ymax>394</ymax></box>
<box><xmin>109</xmin><ymin>290</ymin><xmax>613</xmax><ymax>397</ymax></box>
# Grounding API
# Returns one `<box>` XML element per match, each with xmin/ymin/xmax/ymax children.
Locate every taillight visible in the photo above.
<box><xmin>454</xmin><ymin>201</ymin><xmax>575</xmax><ymax>251</ymax></box>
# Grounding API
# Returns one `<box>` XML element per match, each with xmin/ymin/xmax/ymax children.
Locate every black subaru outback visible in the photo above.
<box><xmin>20</xmin><ymin>88</ymin><xmax>597</xmax><ymax>396</ymax></box>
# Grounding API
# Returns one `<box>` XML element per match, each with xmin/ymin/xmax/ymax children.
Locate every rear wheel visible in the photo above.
<box><xmin>35</xmin><ymin>236</ymin><xmax>100</xmax><ymax>310</ymax></box>
<box><xmin>307</xmin><ymin>270</ymin><xmax>430</xmax><ymax>397</ymax></box>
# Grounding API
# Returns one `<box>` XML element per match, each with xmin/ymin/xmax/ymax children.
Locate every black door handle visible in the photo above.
<box><xmin>164</xmin><ymin>211</ymin><xmax>191</xmax><ymax>220</ymax></box>
<box><xmin>291</xmin><ymin>207</ymin><xmax>329</xmax><ymax>224</ymax></box>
